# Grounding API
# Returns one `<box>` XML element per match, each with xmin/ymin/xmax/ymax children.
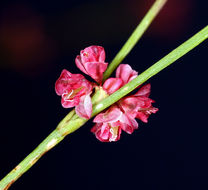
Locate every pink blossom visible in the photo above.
<box><xmin>116</xmin><ymin>64</ymin><xmax>138</xmax><ymax>85</ymax></box>
<box><xmin>55</xmin><ymin>69</ymin><xmax>93</xmax><ymax>118</ymax></box>
<box><xmin>91</xmin><ymin>64</ymin><xmax>158</xmax><ymax>142</ymax></box>
<box><xmin>75</xmin><ymin>94</ymin><xmax>92</xmax><ymax>119</ymax></box>
<box><xmin>91</xmin><ymin>106</ymin><xmax>138</xmax><ymax>142</ymax></box>
<box><xmin>103</xmin><ymin>78</ymin><xmax>123</xmax><ymax>95</ymax></box>
<box><xmin>119</xmin><ymin>84</ymin><xmax>158</xmax><ymax>123</ymax></box>
<box><xmin>75</xmin><ymin>46</ymin><xmax>108</xmax><ymax>83</ymax></box>
<box><xmin>102</xmin><ymin>64</ymin><xmax>138</xmax><ymax>95</ymax></box>
<box><xmin>56</xmin><ymin>47</ymin><xmax>158</xmax><ymax>141</ymax></box>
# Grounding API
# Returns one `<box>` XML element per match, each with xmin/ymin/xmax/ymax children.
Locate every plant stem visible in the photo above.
<box><xmin>0</xmin><ymin>110</ymin><xmax>88</xmax><ymax>190</ymax></box>
<box><xmin>93</xmin><ymin>25</ymin><xmax>208</xmax><ymax>115</ymax></box>
<box><xmin>0</xmin><ymin>1</ymin><xmax>168</xmax><ymax>188</ymax></box>
<box><xmin>0</xmin><ymin>15</ymin><xmax>207</xmax><ymax>190</ymax></box>
<box><xmin>0</xmin><ymin>87</ymin><xmax>110</xmax><ymax>189</ymax></box>
<box><xmin>0</xmin><ymin>129</ymin><xmax>64</xmax><ymax>190</ymax></box>
<box><xmin>103</xmin><ymin>0</ymin><xmax>167</xmax><ymax>81</ymax></box>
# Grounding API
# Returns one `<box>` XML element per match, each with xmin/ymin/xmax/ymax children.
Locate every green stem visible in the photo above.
<box><xmin>0</xmin><ymin>89</ymin><xmax>107</xmax><ymax>190</ymax></box>
<box><xmin>103</xmin><ymin>0</ymin><xmax>167</xmax><ymax>81</ymax></box>
<box><xmin>0</xmin><ymin>1</ymin><xmax>168</xmax><ymax>188</ymax></box>
<box><xmin>0</xmin><ymin>14</ymin><xmax>207</xmax><ymax>190</ymax></box>
<box><xmin>94</xmin><ymin>25</ymin><xmax>208</xmax><ymax>116</ymax></box>
<box><xmin>0</xmin><ymin>129</ymin><xmax>64</xmax><ymax>190</ymax></box>
<box><xmin>0</xmin><ymin>110</ymin><xmax>89</xmax><ymax>190</ymax></box>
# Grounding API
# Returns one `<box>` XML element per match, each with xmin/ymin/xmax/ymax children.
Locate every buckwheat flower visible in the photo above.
<box><xmin>116</xmin><ymin>64</ymin><xmax>138</xmax><ymax>84</ymax></box>
<box><xmin>75</xmin><ymin>94</ymin><xmax>92</xmax><ymax>119</ymax></box>
<box><xmin>102</xmin><ymin>64</ymin><xmax>137</xmax><ymax>95</ymax></box>
<box><xmin>55</xmin><ymin>69</ymin><xmax>93</xmax><ymax>118</ymax></box>
<box><xmin>91</xmin><ymin>106</ymin><xmax>138</xmax><ymax>142</ymax></box>
<box><xmin>119</xmin><ymin>84</ymin><xmax>158</xmax><ymax>123</ymax></box>
<box><xmin>92</xmin><ymin>65</ymin><xmax>157</xmax><ymax>142</ymax></box>
<box><xmin>103</xmin><ymin>78</ymin><xmax>123</xmax><ymax>95</ymax></box>
<box><xmin>75</xmin><ymin>46</ymin><xmax>108</xmax><ymax>83</ymax></box>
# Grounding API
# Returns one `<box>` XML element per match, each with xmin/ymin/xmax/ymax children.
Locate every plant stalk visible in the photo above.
<box><xmin>94</xmin><ymin>26</ymin><xmax>208</xmax><ymax>115</ymax></box>
<box><xmin>103</xmin><ymin>0</ymin><xmax>167</xmax><ymax>81</ymax></box>
<box><xmin>1</xmin><ymin>25</ymin><xmax>207</xmax><ymax>190</ymax></box>
<box><xmin>0</xmin><ymin>129</ymin><xmax>64</xmax><ymax>190</ymax></box>
<box><xmin>0</xmin><ymin>8</ymin><xmax>208</xmax><ymax>190</ymax></box>
<box><xmin>1</xmin><ymin>1</ymin><xmax>169</xmax><ymax>187</ymax></box>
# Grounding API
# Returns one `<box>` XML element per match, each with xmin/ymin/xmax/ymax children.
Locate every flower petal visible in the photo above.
<box><xmin>103</xmin><ymin>78</ymin><xmax>123</xmax><ymax>94</ymax></box>
<box><xmin>93</xmin><ymin>106</ymin><xmax>122</xmax><ymax>123</ymax></box>
<box><xmin>134</xmin><ymin>84</ymin><xmax>151</xmax><ymax>97</ymax></box>
<box><xmin>55</xmin><ymin>69</ymin><xmax>85</xmax><ymax>95</ymax></box>
<box><xmin>119</xmin><ymin>96</ymin><xmax>141</xmax><ymax>117</ymax></box>
<box><xmin>116</xmin><ymin>64</ymin><xmax>138</xmax><ymax>84</ymax></box>
<box><xmin>84</xmin><ymin>62</ymin><xmax>108</xmax><ymax>83</ymax></box>
<box><xmin>61</xmin><ymin>94</ymin><xmax>79</xmax><ymax>108</ymax></box>
<box><xmin>75</xmin><ymin>46</ymin><xmax>108</xmax><ymax>83</ymax></box>
<box><xmin>91</xmin><ymin>123</ymin><xmax>111</xmax><ymax>142</ymax></box>
<box><xmin>136</xmin><ymin>107</ymin><xmax>159</xmax><ymax>123</ymax></box>
<box><xmin>80</xmin><ymin>46</ymin><xmax>105</xmax><ymax>63</ymax></box>
<box><xmin>136</xmin><ymin>112</ymin><xmax>148</xmax><ymax>123</ymax></box>
<box><xmin>75</xmin><ymin>94</ymin><xmax>92</xmax><ymax>119</ymax></box>
<box><xmin>119</xmin><ymin>114</ymin><xmax>138</xmax><ymax>134</ymax></box>
<box><xmin>75</xmin><ymin>55</ymin><xmax>88</xmax><ymax>75</ymax></box>
<box><xmin>100</xmin><ymin>123</ymin><xmax>111</xmax><ymax>140</ymax></box>
<box><xmin>55</xmin><ymin>69</ymin><xmax>72</xmax><ymax>95</ymax></box>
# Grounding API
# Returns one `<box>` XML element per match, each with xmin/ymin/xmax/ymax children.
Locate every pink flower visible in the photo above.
<box><xmin>91</xmin><ymin>106</ymin><xmax>138</xmax><ymax>142</ymax></box>
<box><xmin>102</xmin><ymin>64</ymin><xmax>138</xmax><ymax>95</ymax></box>
<box><xmin>91</xmin><ymin>64</ymin><xmax>158</xmax><ymax>142</ymax></box>
<box><xmin>75</xmin><ymin>46</ymin><xmax>108</xmax><ymax>83</ymax></box>
<box><xmin>75</xmin><ymin>94</ymin><xmax>92</xmax><ymax>119</ymax></box>
<box><xmin>55</xmin><ymin>69</ymin><xmax>93</xmax><ymax>118</ymax></box>
<box><xmin>56</xmin><ymin>46</ymin><xmax>158</xmax><ymax>141</ymax></box>
<box><xmin>103</xmin><ymin>78</ymin><xmax>123</xmax><ymax>95</ymax></box>
<box><xmin>119</xmin><ymin>84</ymin><xmax>158</xmax><ymax>123</ymax></box>
<box><xmin>116</xmin><ymin>64</ymin><xmax>138</xmax><ymax>85</ymax></box>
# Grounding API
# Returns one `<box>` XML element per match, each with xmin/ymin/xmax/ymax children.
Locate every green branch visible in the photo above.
<box><xmin>103</xmin><ymin>0</ymin><xmax>167</xmax><ymax>81</ymax></box>
<box><xmin>94</xmin><ymin>26</ymin><xmax>208</xmax><ymax>115</ymax></box>
<box><xmin>1</xmin><ymin>3</ymin><xmax>208</xmax><ymax>190</ymax></box>
<box><xmin>0</xmin><ymin>129</ymin><xmax>64</xmax><ymax>190</ymax></box>
<box><xmin>1</xmin><ymin>24</ymin><xmax>207</xmax><ymax>190</ymax></box>
<box><xmin>1</xmin><ymin>1</ymin><xmax>169</xmax><ymax>187</ymax></box>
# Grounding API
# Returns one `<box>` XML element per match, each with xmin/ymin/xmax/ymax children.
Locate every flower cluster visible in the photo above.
<box><xmin>91</xmin><ymin>64</ymin><xmax>158</xmax><ymax>142</ymax></box>
<box><xmin>55</xmin><ymin>46</ymin><xmax>106</xmax><ymax>119</ymax></box>
<box><xmin>55</xmin><ymin>45</ymin><xmax>158</xmax><ymax>142</ymax></box>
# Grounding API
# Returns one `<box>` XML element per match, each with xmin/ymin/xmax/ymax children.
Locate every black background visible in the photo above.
<box><xmin>0</xmin><ymin>0</ymin><xmax>208</xmax><ymax>189</ymax></box>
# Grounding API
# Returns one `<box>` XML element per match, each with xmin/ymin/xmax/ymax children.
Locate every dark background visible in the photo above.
<box><xmin>0</xmin><ymin>0</ymin><xmax>208</xmax><ymax>189</ymax></box>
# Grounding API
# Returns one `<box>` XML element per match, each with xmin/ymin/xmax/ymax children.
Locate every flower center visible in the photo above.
<box><xmin>83</xmin><ymin>52</ymin><xmax>89</xmax><ymax>57</ymax></box>
<box><xmin>62</xmin><ymin>87</ymin><xmax>84</xmax><ymax>101</ymax></box>
<box><xmin>139</xmin><ymin>107</ymin><xmax>158</xmax><ymax>114</ymax></box>
<box><xmin>109</xmin><ymin>126</ymin><xmax>119</xmax><ymax>142</ymax></box>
